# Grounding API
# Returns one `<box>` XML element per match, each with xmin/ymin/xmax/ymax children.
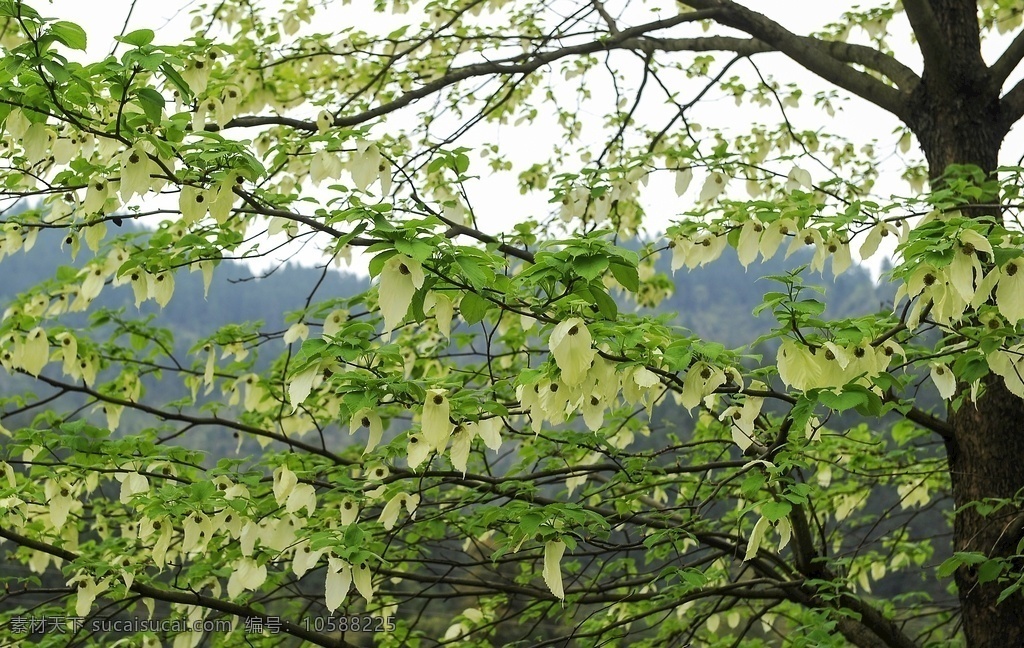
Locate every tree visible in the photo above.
<box><xmin>1</xmin><ymin>0</ymin><xmax>1023</xmax><ymax>645</ymax></box>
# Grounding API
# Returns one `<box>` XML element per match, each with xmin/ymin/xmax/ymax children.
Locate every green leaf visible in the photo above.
<box><xmin>663</xmin><ymin>341</ymin><xmax>692</xmax><ymax>371</ymax></box>
<box><xmin>160</xmin><ymin>61</ymin><xmax>193</xmax><ymax>101</ymax></box>
<box><xmin>50</xmin><ymin>21</ymin><xmax>87</xmax><ymax>50</ymax></box>
<box><xmin>459</xmin><ymin>292</ymin><xmax>490</xmax><ymax>324</ymax></box>
<box><xmin>609</xmin><ymin>261</ymin><xmax>639</xmax><ymax>292</ymax></box>
<box><xmin>368</xmin><ymin>250</ymin><xmax>397</xmax><ymax>278</ymax></box>
<box><xmin>393</xmin><ymin>238</ymin><xmax>433</xmax><ymax>262</ymax></box>
<box><xmin>816</xmin><ymin>388</ymin><xmax>867</xmax><ymax>412</ymax></box>
<box><xmin>519</xmin><ymin>512</ymin><xmax>545</xmax><ymax>536</ymax></box>
<box><xmin>136</xmin><ymin>87</ymin><xmax>165</xmax><ymax>123</ymax></box>
<box><xmin>456</xmin><ymin>255</ymin><xmax>494</xmax><ymax>288</ymax></box>
<box><xmin>42</xmin><ymin>59</ymin><xmax>70</xmax><ymax>83</ymax></box>
<box><xmin>344</xmin><ymin>524</ymin><xmax>365</xmax><ymax>547</ymax></box>
<box><xmin>574</xmin><ymin>254</ymin><xmax>609</xmax><ymax>281</ymax></box>
<box><xmin>117</xmin><ymin>28</ymin><xmax>155</xmax><ymax>47</ymax></box>
<box><xmin>588</xmin><ymin>285</ymin><xmax>618</xmax><ymax>320</ymax></box>
<box><xmin>977</xmin><ymin>559</ymin><xmax>1005</xmax><ymax>584</ymax></box>
<box><xmin>762</xmin><ymin>500</ymin><xmax>792</xmax><ymax>523</ymax></box>
<box><xmin>938</xmin><ymin>551</ymin><xmax>987</xmax><ymax>578</ymax></box>
<box><xmin>189</xmin><ymin>481</ymin><xmax>216</xmax><ymax>502</ymax></box>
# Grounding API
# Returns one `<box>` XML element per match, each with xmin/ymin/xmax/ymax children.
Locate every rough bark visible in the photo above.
<box><xmin>902</xmin><ymin>4</ymin><xmax>1024</xmax><ymax>647</ymax></box>
<box><xmin>947</xmin><ymin>378</ymin><xmax>1024</xmax><ymax>648</ymax></box>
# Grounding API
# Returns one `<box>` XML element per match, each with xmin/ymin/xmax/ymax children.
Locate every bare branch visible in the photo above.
<box><xmin>646</xmin><ymin>35</ymin><xmax>918</xmax><ymax>91</ymax></box>
<box><xmin>989</xmin><ymin>28</ymin><xmax>1024</xmax><ymax>91</ymax></box>
<box><xmin>1001</xmin><ymin>78</ymin><xmax>1024</xmax><ymax>130</ymax></box>
<box><xmin>590</xmin><ymin>0</ymin><xmax>620</xmax><ymax>35</ymax></box>
<box><xmin>902</xmin><ymin>402</ymin><xmax>953</xmax><ymax>439</ymax></box>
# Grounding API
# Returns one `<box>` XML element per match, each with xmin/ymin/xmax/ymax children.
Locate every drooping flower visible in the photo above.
<box><xmin>469</xmin><ymin>418</ymin><xmax>502</xmax><ymax>451</ymax></box>
<box><xmin>339</xmin><ymin>497</ymin><xmax>359</xmax><ymax>526</ymax></box>
<box><xmin>673</xmin><ymin>167</ymin><xmax>693</xmax><ymax>196</ymax></box>
<box><xmin>549</xmin><ymin>318</ymin><xmax>596</xmax><ymax>386</ymax></box>
<box><xmin>44</xmin><ymin>479</ymin><xmax>75</xmax><ymax>529</ymax></box>
<box><xmin>785</xmin><ymin>166</ymin><xmax>812</xmax><ymax>191</ymax></box>
<box><xmin>422</xmin><ymin>389</ymin><xmax>453</xmax><ymax>452</ymax></box>
<box><xmin>407</xmin><ymin>433</ymin><xmax>431</xmax><ymax>470</ymax></box>
<box><xmin>929</xmin><ymin>362</ymin><xmax>956</xmax><ymax>400</ymax></box>
<box><xmin>424</xmin><ymin>292</ymin><xmax>454</xmax><ymax>339</ymax></box>
<box><xmin>350</xmin><ymin>141</ymin><xmax>383</xmax><ymax>191</ymax></box>
<box><xmin>378</xmin><ymin>255</ymin><xmax>424</xmax><ymax>335</ymax></box>
<box><xmin>776</xmin><ymin>340</ymin><xmax>823</xmax><ymax>391</ymax></box>
<box><xmin>19</xmin><ymin>327</ymin><xmax>48</xmax><ymax>376</ymax></box>
<box><xmin>736</xmin><ymin>218</ymin><xmax>763</xmax><ymax>268</ymax></box>
<box><xmin>378</xmin><ymin>492</ymin><xmax>420</xmax><ymax>530</ymax></box>
<box><xmin>989</xmin><ymin>345</ymin><xmax>1024</xmax><ymax>399</ymax></box>
<box><xmin>353</xmin><ymin>561</ymin><xmax>374</xmax><ymax>604</ymax></box>
<box><xmin>119</xmin><ymin>145</ymin><xmax>154</xmax><ymax>201</ymax></box>
<box><xmin>995</xmin><ymin>260</ymin><xmax>1024</xmax><ymax>324</ymax></box>
<box><xmin>449</xmin><ymin>425</ymin><xmax>474</xmax><ymax>475</ymax></box>
<box><xmin>542</xmin><ymin>540</ymin><xmax>566</xmax><ymax>600</ymax></box>
<box><xmin>349</xmin><ymin>409</ymin><xmax>384</xmax><ymax>454</ymax></box>
<box><xmin>273</xmin><ymin>466</ymin><xmax>298</xmax><ymax>505</ymax></box>
<box><xmin>316</xmin><ymin>110</ymin><xmax>333</xmax><ymax>134</ymax></box>
<box><xmin>744</xmin><ymin>515</ymin><xmax>770</xmax><ymax>562</ymax></box>
<box><xmin>323</xmin><ymin>309</ymin><xmax>348</xmax><ymax>339</ymax></box>
<box><xmin>325</xmin><ymin>557</ymin><xmax>352</xmax><ymax>612</ymax></box>
<box><xmin>292</xmin><ymin>540</ymin><xmax>326</xmax><ymax>578</ymax></box>
<box><xmin>68</xmin><ymin>573</ymin><xmax>109</xmax><ymax>617</ymax></box>
<box><xmin>681</xmin><ymin>362</ymin><xmax>727</xmax><ymax>411</ymax></box>
<box><xmin>286</xmin><ymin>483</ymin><xmax>317</xmax><ymax>516</ymax></box>
<box><xmin>150</xmin><ymin>272</ymin><xmax>174</xmax><ymax>307</ymax></box>
<box><xmin>699</xmin><ymin>171</ymin><xmax>728</xmax><ymax>202</ymax></box>
<box><xmin>227</xmin><ymin>557</ymin><xmax>267</xmax><ymax>599</ymax></box>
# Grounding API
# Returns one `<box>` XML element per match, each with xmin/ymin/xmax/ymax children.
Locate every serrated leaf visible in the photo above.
<box><xmin>117</xmin><ymin>28</ymin><xmax>155</xmax><ymax>47</ymax></box>
<box><xmin>50</xmin><ymin>21</ymin><xmax>87</xmax><ymax>50</ymax></box>
<box><xmin>160</xmin><ymin>62</ymin><xmax>192</xmax><ymax>101</ymax></box>
<box><xmin>589</xmin><ymin>285</ymin><xmax>618</xmax><ymax>319</ymax></box>
<box><xmin>456</xmin><ymin>255</ymin><xmax>494</xmax><ymax>288</ymax></box>
<box><xmin>761</xmin><ymin>500</ymin><xmax>792</xmax><ymax>523</ymax></box>
<box><xmin>137</xmin><ymin>87</ymin><xmax>165</xmax><ymax>123</ymax></box>
<box><xmin>817</xmin><ymin>389</ymin><xmax>867</xmax><ymax>412</ymax></box>
<box><xmin>609</xmin><ymin>261</ymin><xmax>639</xmax><ymax>292</ymax></box>
<box><xmin>459</xmin><ymin>292</ymin><xmax>490</xmax><ymax>324</ymax></box>
<box><xmin>574</xmin><ymin>254</ymin><xmax>609</xmax><ymax>280</ymax></box>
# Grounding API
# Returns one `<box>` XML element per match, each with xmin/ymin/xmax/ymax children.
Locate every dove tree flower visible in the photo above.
<box><xmin>3</xmin><ymin>1</ymin><xmax>1024</xmax><ymax>647</ymax></box>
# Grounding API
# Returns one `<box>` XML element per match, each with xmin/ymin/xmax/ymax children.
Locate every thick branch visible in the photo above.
<box><xmin>0</xmin><ymin>526</ymin><xmax>351</xmax><ymax>648</ymax></box>
<box><xmin>788</xmin><ymin>497</ymin><xmax>919</xmax><ymax>648</ymax></box>
<box><xmin>30</xmin><ymin>372</ymin><xmax>348</xmax><ymax>464</ymax></box>
<box><xmin>234</xmin><ymin>189</ymin><xmax>537</xmax><ymax>263</ymax></box>
<box><xmin>989</xmin><ymin>28</ymin><xmax>1024</xmax><ymax>91</ymax></box>
<box><xmin>902</xmin><ymin>0</ymin><xmax>953</xmax><ymax>91</ymax></box>
<box><xmin>217</xmin><ymin>10</ymin><xmax>721</xmax><ymax>134</ymax></box>
<box><xmin>645</xmin><ymin>35</ymin><xmax>918</xmax><ymax>91</ymax></box>
<box><xmin>218</xmin><ymin>7</ymin><xmax>914</xmax><ymax>139</ymax></box>
<box><xmin>1001</xmin><ymin>76</ymin><xmax>1024</xmax><ymax>128</ymax></box>
<box><xmin>677</xmin><ymin>0</ymin><xmax>909</xmax><ymax>118</ymax></box>
<box><xmin>901</xmin><ymin>401</ymin><xmax>953</xmax><ymax>439</ymax></box>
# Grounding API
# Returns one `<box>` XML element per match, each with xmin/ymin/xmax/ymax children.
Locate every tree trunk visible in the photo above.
<box><xmin>903</xmin><ymin>4</ymin><xmax>1024</xmax><ymax>646</ymax></box>
<box><xmin>946</xmin><ymin>379</ymin><xmax>1024</xmax><ymax>648</ymax></box>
